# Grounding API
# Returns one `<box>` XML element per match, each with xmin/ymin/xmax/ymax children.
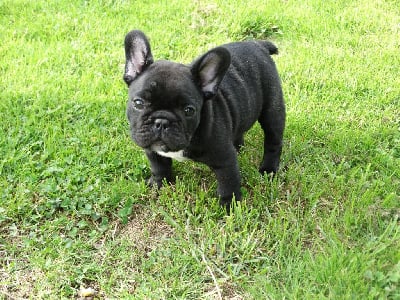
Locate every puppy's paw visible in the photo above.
<box><xmin>146</xmin><ymin>176</ymin><xmax>163</xmax><ymax>189</ymax></box>
<box><xmin>146</xmin><ymin>175</ymin><xmax>173</xmax><ymax>189</ymax></box>
<box><xmin>259</xmin><ymin>159</ymin><xmax>279</xmax><ymax>175</ymax></box>
<box><xmin>219</xmin><ymin>200</ymin><xmax>232</xmax><ymax>214</ymax></box>
<box><xmin>219</xmin><ymin>192</ymin><xmax>242</xmax><ymax>214</ymax></box>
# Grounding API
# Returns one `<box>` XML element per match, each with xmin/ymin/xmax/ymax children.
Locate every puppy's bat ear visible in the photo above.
<box><xmin>191</xmin><ymin>47</ymin><xmax>231</xmax><ymax>100</ymax></box>
<box><xmin>124</xmin><ymin>30</ymin><xmax>154</xmax><ymax>85</ymax></box>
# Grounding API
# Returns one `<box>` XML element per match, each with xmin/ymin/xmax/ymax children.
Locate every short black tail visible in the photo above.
<box><xmin>266</xmin><ymin>41</ymin><xmax>279</xmax><ymax>55</ymax></box>
<box><xmin>257</xmin><ymin>41</ymin><xmax>279</xmax><ymax>55</ymax></box>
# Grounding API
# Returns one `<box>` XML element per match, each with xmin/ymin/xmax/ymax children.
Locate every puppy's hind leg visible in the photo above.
<box><xmin>258</xmin><ymin>105</ymin><xmax>285</xmax><ymax>174</ymax></box>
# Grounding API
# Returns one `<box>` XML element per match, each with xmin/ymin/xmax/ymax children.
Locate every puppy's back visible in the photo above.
<box><xmin>213</xmin><ymin>40</ymin><xmax>282</xmax><ymax>136</ymax></box>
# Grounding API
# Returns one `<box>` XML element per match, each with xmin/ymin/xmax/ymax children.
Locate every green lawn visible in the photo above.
<box><xmin>1</xmin><ymin>0</ymin><xmax>399</xmax><ymax>298</ymax></box>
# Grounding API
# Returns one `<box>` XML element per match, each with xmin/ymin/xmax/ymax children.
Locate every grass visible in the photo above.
<box><xmin>1</xmin><ymin>0</ymin><xmax>399</xmax><ymax>298</ymax></box>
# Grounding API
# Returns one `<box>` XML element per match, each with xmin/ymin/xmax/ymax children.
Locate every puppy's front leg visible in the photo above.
<box><xmin>145</xmin><ymin>150</ymin><xmax>172</xmax><ymax>188</ymax></box>
<box><xmin>210</xmin><ymin>150</ymin><xmax>242</xmax><ymax>209</ymax></box>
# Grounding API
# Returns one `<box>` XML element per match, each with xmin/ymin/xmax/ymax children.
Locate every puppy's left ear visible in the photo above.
<box><xmin>124</xmin><ymin>30</ymin><xmax>154</xmax><ymax>85</ymax></box>
<box><xmin>191</xmin><ymin>47</ymin><xmax>231</xmax><ymax>100</ymax></box>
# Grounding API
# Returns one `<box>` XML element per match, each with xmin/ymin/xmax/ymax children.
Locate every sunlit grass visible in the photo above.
<box><xmin>0</xmin><ymin>0</ymin><xmax>399</xmax><ymax>298</ymax></box>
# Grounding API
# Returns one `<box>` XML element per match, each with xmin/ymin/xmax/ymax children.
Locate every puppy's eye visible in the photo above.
<box><xmin>132</xmin><ymin>98</ymin><xmax>145</xmax><ymax>110</ymax></box>
<box><xmin>184</xmin><ymin>105</ymin><xmax>195</xmax><ymax>117</ymax></box>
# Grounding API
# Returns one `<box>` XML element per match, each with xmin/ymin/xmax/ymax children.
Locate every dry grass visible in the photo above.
<box><xmin>120</xmin><ymin>204</ymin><xmax>175</xmax><ymax>254</ymax></box>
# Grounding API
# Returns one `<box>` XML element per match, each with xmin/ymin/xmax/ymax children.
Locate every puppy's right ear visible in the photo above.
<box><xmin>124</xmin><ymin>30</ymin><xmax>154</xmax><ymax>85</ymax></box>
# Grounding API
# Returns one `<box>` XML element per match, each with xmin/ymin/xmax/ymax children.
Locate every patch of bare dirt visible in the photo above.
<box><xmin>204</xmin><ymin>279</ymin><xmax>248</xmax><ymax>300</ymax></box>
<box><xmin>119</xmin><ymin>204</ymin><xmax>175</xmax><ymax>254</ymax></box>
<box><xmin>0</xmin><ymin>262</ymin><xmax>48</xmax><ymax>299</ymax></box>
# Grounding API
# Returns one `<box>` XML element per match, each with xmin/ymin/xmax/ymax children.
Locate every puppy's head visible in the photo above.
<box><xmin>124</xmin><ymin>30</ymin><xmax>231</xmax><ymax>153</ymax></box>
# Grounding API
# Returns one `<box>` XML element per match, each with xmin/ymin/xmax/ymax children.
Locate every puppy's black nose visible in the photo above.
<box><xmin>153</xmin><ymin>118</ymin><xmax>170</xmax><ymax>131</ymax></box>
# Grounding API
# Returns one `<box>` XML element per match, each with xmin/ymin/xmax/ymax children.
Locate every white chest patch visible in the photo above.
<box><xmin>156</xmin><ymin>150</ymin><xmax>188</xmax><ymax>162</ymax></box>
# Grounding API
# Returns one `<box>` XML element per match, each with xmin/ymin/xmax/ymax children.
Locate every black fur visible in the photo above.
<box><xmin>124</xmin><ymin>30</ymin><xmax>285</xmax><ymax>210</ymax></box>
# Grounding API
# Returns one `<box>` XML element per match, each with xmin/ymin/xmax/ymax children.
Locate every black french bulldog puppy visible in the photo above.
<box><xmin>124</xmin><ymin>30</ymin><xmax>285</xmax><ymax>209</ymax></box>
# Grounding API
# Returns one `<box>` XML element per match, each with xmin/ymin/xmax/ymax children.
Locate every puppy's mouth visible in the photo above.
<box><xmin>151</xmin><ymin>142</ymin><xmax>171</xmax><ymax>153</ymax></box>
<box><xmin>132</xmin><ymin>127</ymin><xmax>189</xmax><ymax>152</ymax></box>
<box><xmin>130</xmin><ymin>113</ymin><xmax>192</xmax><ymax>152</ymax></box>
<box><xmin>150</xmin><ymin>138</ymin><xmax>188</xmax><ymax>153</ymax></box>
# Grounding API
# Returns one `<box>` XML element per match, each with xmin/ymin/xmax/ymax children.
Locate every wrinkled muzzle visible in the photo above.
<box><xmin>129</xmin><ymin>111</ymin><xmax>190</xmax><ymax>152</ymax></box>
